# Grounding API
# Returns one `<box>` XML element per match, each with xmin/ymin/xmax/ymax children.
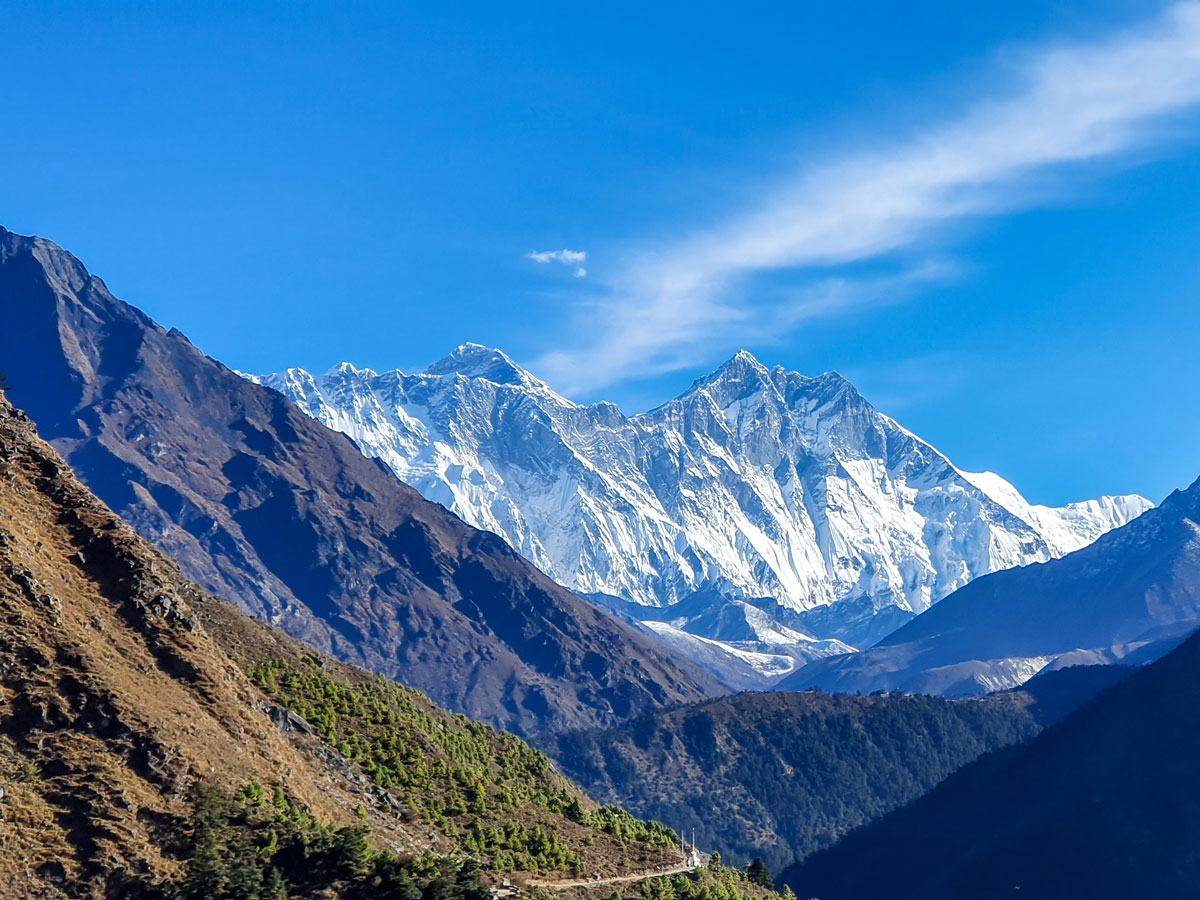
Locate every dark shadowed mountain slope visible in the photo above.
<box><xmin>552</xmin><ymin>689</ymin><xmax>1043</xmax><ymax>874</ymax></box>
<box><xmin>1010</xmin><ymin>661</ymin><xmax>1137</xmax><ymax>726</ymax></box>
<box><xmin>0</xmin><ymin>226</ymin><xmax>724</xmax><ymax>738</ymax></box>
<box><xmin>782</xmin><ymin>626</ymin><xmax>1200</xmax><ymax>900</ymax></box>
<box><xmin>782</xmin><ymin>476</ymin><xmax>1200</xmax><ymax>696</ymax></box>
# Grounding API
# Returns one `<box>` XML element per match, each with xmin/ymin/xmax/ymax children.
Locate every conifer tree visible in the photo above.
<box><xmin>263</xmin><ymin>867</ymin><xmax>288</xmax><ymax>900</ymax></box>
<box><xmin>746</xmin><ymin>858</ymin><xmax>775</xmax><ymax>890</ymax></box>
<box><xmin>182</xmin><ymin>786</ymin><xmax>230</xmax><ymax>899</ymax></box>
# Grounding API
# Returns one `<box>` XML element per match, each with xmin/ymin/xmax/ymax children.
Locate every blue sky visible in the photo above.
<box><xmin>3</xmin><ymin>1</ymin><xmax>1199</xmax><ymax>507</ymax></box>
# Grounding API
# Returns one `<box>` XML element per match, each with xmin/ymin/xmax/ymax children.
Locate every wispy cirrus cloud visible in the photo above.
<box><xmin>528</xmin><ymin>248</ymin><xmax>587</xmax><ymax>277</ymax></box>
<box><xmin>531</xmin><ymin>3</ymin><xmax>1200</xmax><ymax>394</ymax></box>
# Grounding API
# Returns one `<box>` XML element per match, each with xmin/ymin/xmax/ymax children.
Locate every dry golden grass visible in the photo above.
<box><xmin>0</xmin><ymin>397</ymin><xmax>428</xmax><ymax>897</ymax></box>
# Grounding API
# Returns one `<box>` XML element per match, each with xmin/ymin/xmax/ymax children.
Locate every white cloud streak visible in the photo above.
<box><xmin>531</xmin><ymin>3</ymin><xmax>1200</xmax><ymax>394</ymax></box>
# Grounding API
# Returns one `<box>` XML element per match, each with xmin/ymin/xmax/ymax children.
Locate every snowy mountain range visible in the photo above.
<box><xmin>249</xmin><ymin>345</ymin><xmax>1151</xmax><ymax>687</ymax></box>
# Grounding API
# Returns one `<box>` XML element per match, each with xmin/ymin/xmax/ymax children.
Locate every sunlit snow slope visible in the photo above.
<box><xmin>250</xmin><ymin>345</ymin><xmax>1150</xmax><ymax>685</ymax></box>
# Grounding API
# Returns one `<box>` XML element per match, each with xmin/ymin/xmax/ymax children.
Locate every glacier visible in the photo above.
<box><xmin>247</xmin><ymin>345</ymin><xmax>1151</xmax><ymax>688</ymax></box>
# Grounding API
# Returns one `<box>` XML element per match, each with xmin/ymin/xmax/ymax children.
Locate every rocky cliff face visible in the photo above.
<box><xmin>253</xmin><ymin>344</ymin><xmax>1149</xmax><ymax>680</ymax></box>
<box><xmin>0</xmin><ymin>226</ymin><xmax>724</xmax><ymax>737</ymax></box>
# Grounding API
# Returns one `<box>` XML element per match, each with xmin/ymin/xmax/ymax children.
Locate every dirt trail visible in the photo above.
<box><xmin>529</xmin><ymin>862</ymin><xmax>697</xmax><ymax>891</ymax></box>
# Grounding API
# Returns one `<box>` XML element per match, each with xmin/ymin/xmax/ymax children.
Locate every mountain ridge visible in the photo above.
<box><xmin>782</xmin><ymin>474</ymin><xmax>1200</xmax><ymax>695</ymax></box>
<box><xmin>252</xmin><ymin>345</ymin><xmax>1150</xmax><ymax>684</ymax></box>
<box><xmin>0</xmin><ymin>225</ymin><xmax>725</xmax><ymax>738</ymax></box>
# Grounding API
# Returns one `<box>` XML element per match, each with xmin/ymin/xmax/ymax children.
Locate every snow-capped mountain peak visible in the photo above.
<box><xmin>956</xmin><ymin>468</ymin><xmax>1152</xmax><ymax>556</ymax></box>
<box><xmin>685</xmin><ymin>348</ymin><xmax>773</xmax><ymax>393</ymax></box>
<box><xmin>426</xmin><ymin>342</ymin><xmax>541</xmax><ymax>387</ymax></box>
<box><xmin>249</xmin><ymin>349</ymin><xmax>1151</xmax><ymax>686</ymax></box>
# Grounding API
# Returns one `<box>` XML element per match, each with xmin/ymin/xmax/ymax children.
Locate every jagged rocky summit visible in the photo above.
<box><xmin>252</xmin><ymin>344</ymin><xmax>1150</xmax><ymax>686</ymax></box>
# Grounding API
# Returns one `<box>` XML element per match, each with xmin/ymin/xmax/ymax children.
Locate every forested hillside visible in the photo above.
<box><xmin>553</xmin><ymin>690</ymin><xmax>1042</xmax><ymax>872</ymax></box>
<box><xmin>194</xmin><ymin>594</ymin><xmax>682</xmax><ymax>882</ymax></box>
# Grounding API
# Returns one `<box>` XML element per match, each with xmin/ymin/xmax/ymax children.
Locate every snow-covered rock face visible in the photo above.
<box><xmin>249</xmin><ymin>345</ymin><xmax>1151</xmax><ymax>682</ymax></box>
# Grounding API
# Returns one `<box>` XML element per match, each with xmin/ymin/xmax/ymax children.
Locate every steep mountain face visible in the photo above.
<box><xmin>253</xmin><ymin>345</ymin><xmax>1149</xmax><ymax>676</ymax></box>
<box><xmin>782</xmin><ymin>476</ymin><xmax>1200</xmax><ymax>696</ymax></box>
<box><xmin>0</xmin><ymin>226</ymin><xmax>724</xmax><ymax>738</ymax></box>
<box><xmin>0</xmin><ymin>390</ymin><xmax>694</xmax><ymax>899</ymax></box>
<box><xmin>552</xmin><ymin>690</ymin><xmax>1043</xmax><ymax>876</ymax></box>
<box><xmin>782</xmin><ymin>626</ymin><xmax>1200</xmax><ymax>900</ymax></box>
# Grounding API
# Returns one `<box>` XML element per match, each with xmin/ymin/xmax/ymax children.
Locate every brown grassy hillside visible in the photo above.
<box><xmin>0</xmin><ymin>393</ymin><xmax>679</xmax><ymax>898</ymax></box>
